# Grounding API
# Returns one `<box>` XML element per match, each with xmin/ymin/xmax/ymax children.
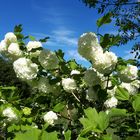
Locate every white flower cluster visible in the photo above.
<box><xmin>120</xmin><ymin>80</ymin><xmax>140</xmax><ymax>95</ymax></box>
<box><xmin>26</xmin><ymin>41</ymin><xmax>42</xmax><ymax>51</ymax></box>
<box><xmin>78</xmin><ymin>32</ymin><xmax>118</xmax><ymax>75</ymax></box>
<box><xmin>84</xmin><ymin>68</ymin><xmax>102</xmax><ymax>87</ymax></box>
<box><xmin>43</xmin><ymin>111</ymin><xmax>58</xmax><ymax>125</ymax></box>
<box><xmin>8</xmin><ymin>43</ymin><xmax>23</xmax><ymax>58</ymax></box>
<box><xmin>62</xmin><ymin>78</ymin><xmax>77</xmax><ymax>93</ymax></box>
<box><xmin>104</xmin><ymin>96</ymin><xmax>118</xmax><ymax>108</ymax></box>
<box><xmin>26</xmin><ymin>41</ymin><xmax>42</xmax><ymax>58</ymax></box>
<box><xmin>0</xmin><ymin>32</ymin><xmax>23</xmax><ymax>59</ymax></box>
<box><xmin>93</xmin><ymin>51</ymin><xmax>117</xmax><ymax>74</ymax></box>
<box><xmin>4</xmin><ymin>32</ymin><xmax>17</xmax><ymax>45</ymax></box>
<box><xmin>13</xmin><ymin>57</ymin><xmax>39</xmax><ymax>80</ymax></box>
<box><xmin>37</xmin><ymin>77</ymin><xmax>53</xmax><ymax>93</ymax></box>
<box><xmin>3</xmin><ymin>107</ymin><xmax>17</xmax><ymax>121</ymax></box>
<box><xmin>119</xmin><ymin>65</ymin><xmax>138</xmax><ymax>83</ymax></box>
<box><xmin>78</xmin><ymin>32</ymin><xmax>103</xmax><ymax>60</ymax></box>
<box><xmin>38</xmin><ymin>49</ymin><xmax>59</xmax><ymax>70</ymax></box>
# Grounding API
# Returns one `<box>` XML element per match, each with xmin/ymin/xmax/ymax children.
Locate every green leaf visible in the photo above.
<box><xmin>79</xmin><ymin>108</ymin><xmax>108</xmax><ymax>135</ymax></box>
<box><xmin>41</xmin><ymin>131</ymin><xmax>58</xmax><ymax>140</ymax></box>
<box><xmin>53</xmin><ymin>103</ymin><xmax>65</xmax><ymax>112</ymax></box>
<box><xmin>29</xmin><ymin>35</ymin><xmax>36</xmax><ymax>41</ymax></box>
<box><xmin>68</xmin><ymin>60</ymin><xmax>78</xmax><ymax>70</ymax></box>
<box><xmin>97</xmin><ymin>12</ymin><xmax>112</xmax><ymax>27</ymax></box>
<box><xmin>14</xmin><ymin>128</ymin><xmax>41</xmax><ymax>140</ymax></box>
<box><xmin>98</xmin><ymin>112</ymin><xmax>109</xmax><ymax>131</ymax></box>
<box><xmin>84</xmin><ymin>107</ymin><xmax>98</xmax><ymax>123</ymax></box>
<box><xmin>64</xmin><ymin>130</ymin><xmax>71</xmax><ymax>140</ymax></box>
<box><xmin>115</xmin><ymin>86</ymin><xmax>130</xmax><ymax>100</ymax></box>
<box><xmin>108</xmin><ymin>108</ymin><xmax>127</xmax><ymax>117</ymax></box>
<box><xmin>100</xmin><ymin>34</ymin><xmax>111</xmax><ymax>49</ymax></box>
<box><xmin>39</xmin><ymin>37</ymin><xmax>50</xmax><ymax>43</ymax></box>
<box><xmin>14</xmin><ymin>24</ymin><xmax>23</xmax><ymax>33</ymax></box>
<box><xmin>100</xmin><ymin>34</ymin><xmax>121</xmax><ymax>49</ymax></box>
<box><xmin>132</xmin><ymin>96</ymin><xmax>140</xmax><ymax>112</ymax></box>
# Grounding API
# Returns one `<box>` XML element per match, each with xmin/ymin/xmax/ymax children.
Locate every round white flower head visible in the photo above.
<box><xmin>43</xmin><ymin>111</ymin><xmax>58</xmax><ymax>125</ymax></box>
<box><xmin>86</xmin><ymin>87</ymin><xmax>98</xmax><ymax>101</ymax></box>
<box><xmin>119</xmin><ymin>65</ymin><xmax>138</xmax><ymax>83</ymax></box>
<box><xmin>93</xmin><ymin>51</ymin><xmax>117</xmax><ymax>74</ymax></box>
<box><xmin>38</xmin><ymin>50</ymin><xmax>59</xmax><ymax>70</ymax></box>
<box><xmin>37</xmin><ymin>77</ymin><xmax>53</xmax><ymax>93</ymax></box>
<box><xmin>104</xmin><ymin>96</ymin><xmax>118</xmax><ymax>108</ymax></box>
<box><xmin>62</xmin><ymin>78</ymin><xmax>77</xmax><ymax>93</ymax></box>
<box><xmin>120</xmin><ymin>81</ymin><xmax>139</xmax><ymax>95</ymax></box>
<box><xmin>0</xmin><ymin>40</ymin><xmax>7</xmax><ymax>53</ymax></box>
<box><xmin>3</xmin><ymin>107</ymin><xmax>17</xmax><ymax>121</ymax></box>
<box><xmin>26</xmin><ymin>41</ymin><xmax>42</xmax><ymax>51</ymax></box>
<box><xmin>84</xmin><ymin>68</ymin><xmax>102</xmax><ymax>87</ymax></box>
<box><xmin>13</xmin><ymin>57</ymin><xmax>39</xmax><ymax>80</ymax></box>
<box><xmin>78</xmin><ymin>32</ymin><xmax>103</xmax><ymax>60</ymax></box>
<box><xmin>4</xmin><ymin>32</ymin><xmax>17</xmax><ymax>45</ymax></box>
<box><xmin>8</xmin><ymin>43</ymin><xmax>23</xmax><ymax>58</ymax></box>
<box><xmin>70</xmin><ymin>70</ymin><xmax>80</xmax><ymax>75</ymax></box>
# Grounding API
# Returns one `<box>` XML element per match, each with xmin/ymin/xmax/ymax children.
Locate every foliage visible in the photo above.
<box><xmin>0</xmin><ymin>24</ymin><xmax>140</xmax><ymax>140</ymax></box>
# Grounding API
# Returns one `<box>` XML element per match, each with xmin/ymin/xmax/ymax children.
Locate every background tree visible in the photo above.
<box><xmin>81</xmin><ymin>0</ymin><xmax>140</xmax><ymax>61</ymax></box>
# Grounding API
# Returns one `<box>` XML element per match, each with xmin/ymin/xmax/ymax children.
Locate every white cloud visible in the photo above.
<box><xmin>31</xmin><ymin>28</ymin><xmax>78</xmax><ymax>48</ymax></box>
<box><xmin>67</xmin><ymin>50</ymin><xmax>87</xmax><ymax>61</ymax></box>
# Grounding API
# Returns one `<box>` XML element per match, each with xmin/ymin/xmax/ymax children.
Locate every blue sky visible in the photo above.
<box><xmin>0</xmin><ymin>0</ymin><xmax>135</xmax><ymax>66</ymax></box>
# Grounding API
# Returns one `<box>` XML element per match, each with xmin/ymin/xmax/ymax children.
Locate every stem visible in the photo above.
<box><xmin>106</xmin><ymin>76</ymin><xmax>110</xmax><ymax>93</ymax></box>
<box><xmin>57</xmin><ymin>114</ymin><xmax>72</xmax><ymax>121</ymax></box>
<box><xmin>71</xmin><ymin>92</ymin><xmax>81</xmax><ymax>103</ymax></box>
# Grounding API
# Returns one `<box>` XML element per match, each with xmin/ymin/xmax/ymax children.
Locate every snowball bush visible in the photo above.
<box><xmin>119</xmin><ymin>65</ymin><xmax>138</xmax><ymax>83</ymax></box>
<box><xmin>104</xmin><ymin>96</ymin><xmax>118</xmax><ymax>108</ymax></box>
<box><xmin>62</xmin><ymin>78</ymin><xmax>77</xmax><ymax>93</ymax></box>
<box><xmin>3</xmin><ymin>107</ymin><xmax>17</xmax><ymax>121</ymax></box>
<box><xmin>92</xmin><ymin>51</ymin><xmax>118</xmax><ymax>74</ymax></box>
<box><xmin>13</xmin><ymin>57</ymin><xmax>39</xmax><ymax>80</ymax></box>
<box><xmin>4</xmin><ymin>32</ymin><xmax>17</xmax><ymax>45</ymax></box>
<box><xmin>26</xmin><ymin>41</ymin><xmax>42</xmax><ymax>51</ymax></box>
<box><xmin>38</xmin><ymin>49</ymin><xmax>59</xmax><ymax>70</ymax></box>
<box><xmin>43</xmin><ymin>111</ymin><xmax>58</xmax><ymax>125</ymax></box>
<box><xmin>78</xmin><ymin>32</ymin><xmax>103</xmax><ymax>60</ymax></box>
<box><xmin>37</xmin><ymin>77</ymin><xmax>53</xmax><ymax>93</ymax></box>
<box><xmin>8</xmin><ymin>43</ymin><xmax>23</xmax><ymax>58</ymax></box>
<box><xmin>0</xmin><ymin>29</ymin><xmax>140</xmax><ymax>140</ymax></box>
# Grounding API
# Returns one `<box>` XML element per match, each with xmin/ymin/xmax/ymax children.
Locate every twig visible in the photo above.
<box><xmin>71</xmin><ymin>92</ymin><xmax>81</xmax><ymax>103</ymax></box>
